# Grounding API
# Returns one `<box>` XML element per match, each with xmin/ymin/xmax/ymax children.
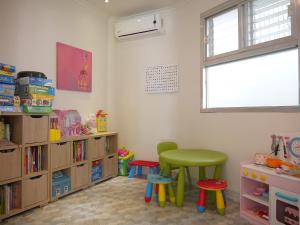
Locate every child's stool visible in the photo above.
<box><xmin>128</xmin><ymin>160</ymin><xmax>159</xmax><ymax>178</ymax></box>
<box><xmin>145</xmin><ymin>174</ymin><xmax>175</xmax><ymax>207</ymax></box>
<box><xmin>196</xmin><ymin>179</ymin><xmax>227</xmax><ymax>215</ymax></box>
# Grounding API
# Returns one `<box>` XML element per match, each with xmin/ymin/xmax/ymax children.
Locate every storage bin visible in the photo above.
<box><xmin>118</xmin><ymin>151</ymin><xmax>134</xmax><ymax>176</ymax></box>
<box><xmin>0</xmin><ymin>147</ymin><xmax>21</xmax><ymax>182</ymax></box>
<box><xmin>90</xmin><ymin>136</ymin><xmax>105</xmax><ymax>160</ymax></box>
<box><xmin>50</xmin><ymin>142</ymin><xmax>71</xmax><ymax>170</ymax></box>
<box><xmin>23</xmin><ymin>115</ymin><xmax>48</xmax><ymax>143</ymax></box>
<box><xmin>52</xmin><ymin>171</ymin><xmax>71</xmax><ymax>198</ymax></box>
<box><xmin>104</xmin><ymin>154</ymin><xmax>118</xmax><ymax>178</ymax></box>
<box><xmin>71</xmin><ymin>163</ymin><xmax>88</xmax><ymax>189</ymax></box>
<box><xmin>22</xmin><ymin>174</ymin><xmax>48</xmax><ymax>207</ymax></box>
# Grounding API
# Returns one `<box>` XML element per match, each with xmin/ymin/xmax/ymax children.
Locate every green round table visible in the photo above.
<box><xmin>160</xmin><ymin>149</ymin><xmax>227</xmax><ymax>207</ymax></box>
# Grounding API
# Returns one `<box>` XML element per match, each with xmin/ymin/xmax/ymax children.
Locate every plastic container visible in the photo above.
<box><xmin>118</xmin><ymin>151</ymin><xmax>134</xmax><ymax>176</ymax></box>
<box><xmin>52</xmin><ymin>110</ymin><xmax>82</xmax><ymax>137</ymax></box>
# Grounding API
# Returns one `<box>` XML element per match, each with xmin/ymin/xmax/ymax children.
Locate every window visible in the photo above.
<box><xmin>201</xmin><ymin>0</ymin><xmax>299</xmax><ymax>111</ymax></box>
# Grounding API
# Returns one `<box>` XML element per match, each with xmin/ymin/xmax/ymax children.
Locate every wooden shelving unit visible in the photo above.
<box><xmin>0</xmin><ymin>113</ymin><xmax>50</xmax><ymax>222</ymax></box>
<box><xmin>0</xmin><ymin>112</ymin><xmax>118</xmax><ymax>221</ymax></box>
<box><xmin>49</xmin><ymin>132</ymin><xmax>118</xmax><ymax>202</ymax></box>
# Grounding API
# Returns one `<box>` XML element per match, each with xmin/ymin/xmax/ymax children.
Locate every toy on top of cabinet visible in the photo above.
<box><xmin>96</xmin><ymin>110</ymin><xmax>108</xmax><ymax>132</ymax></box>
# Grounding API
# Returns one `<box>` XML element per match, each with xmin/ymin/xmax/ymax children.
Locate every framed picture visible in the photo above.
<box><xmin>56</xmin><ymin>42</ymin><xmax>92</xmax><ymax>92</ymax></box>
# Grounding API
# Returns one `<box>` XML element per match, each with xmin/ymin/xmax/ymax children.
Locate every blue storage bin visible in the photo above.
<box><xmin>52</xmin><ymin>171</ymin><xmax>71</xmax><ymax>198</ymax></box>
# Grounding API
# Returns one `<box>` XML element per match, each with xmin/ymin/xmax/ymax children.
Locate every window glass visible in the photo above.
<box><xmin>246</xmin><ymin>0</ymin><xmax>292</xmax><ymax>46</ymax></box>
<box><xmin>206</xmin><ymin>9</ymin><xmax>239</xmax><ymax>57</ymax></box>
<box><xmin>203</xmin><ymin>49</ymin><xmax>299</xmax><ymax>108</ymax></box>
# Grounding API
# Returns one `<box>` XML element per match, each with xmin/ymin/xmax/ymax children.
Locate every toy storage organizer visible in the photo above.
<box><xmin>0</xmin><ymin>112</ymin><xmax>118</xmax><ymax>221</ymax></box>
<box><xmin>50</xmin><ymin>133</ymin><xmax>118</xmax><ymax>200</ymax></box>
<box><xmin>240</xmin><ymin>162</ymin><xmax>300</xmax><ymax>225</ymax></box>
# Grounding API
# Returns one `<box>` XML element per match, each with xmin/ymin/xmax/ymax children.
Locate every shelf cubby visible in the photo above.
<box><xmin>51</xmin><ymin>168</ymin><xmax>71</xmax><ymax>199</ymax></box>
<box><xmin>0</xmin><ymin>181</ymin><xmax>22</xmax><ymax>216</ymax></box>
<box><xmin>105</xmin><ymin>135</ymin><xmax>117</xmax><ymax>155</ymax></box>
<box><xmin>72</xmin><ymin>140</ymin><xmax>88</xmax><ymax>163</ymax></box>
<box><xmin>23</xmin><ymin>145</ymin><xmax>48</xmax><ymax>176</ymax></box>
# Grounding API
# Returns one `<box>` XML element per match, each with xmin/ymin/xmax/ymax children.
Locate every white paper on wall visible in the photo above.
<box><xmin>144</xmin><ymin>65</ymin><xmax>179</xmax><ymax>93</ymax></box>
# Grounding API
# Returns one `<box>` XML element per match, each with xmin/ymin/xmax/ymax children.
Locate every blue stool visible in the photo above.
<box><xmin>145</xmin><ymin>174</ymin><xmax>175</xmax><ymax>207</ymax></box>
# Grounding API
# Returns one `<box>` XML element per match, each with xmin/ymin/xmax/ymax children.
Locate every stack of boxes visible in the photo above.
<box><xmin>0</xmin><ymin>63</ymin><xmax>19</xmax><ymax>112</ymax></box>
<box><xmin>17</xmin><ymin>72</ymin><xmax>55</xmax><ymax>113</ymax></box>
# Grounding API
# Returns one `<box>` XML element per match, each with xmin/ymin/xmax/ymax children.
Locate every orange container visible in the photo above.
<box><xmin>266</xmin><ymin>158</ymin><xmax>282</xmax><ymax>168</ymax></box>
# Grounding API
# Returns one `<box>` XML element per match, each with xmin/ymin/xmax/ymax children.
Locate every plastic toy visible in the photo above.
<box><xmin>52</xmin><ymin>110</ymin><xmax>82</xmax><ymax>137</ymax></box>
<box><xmin>118</xmin><ymin>148</ymin><xmax>134</xmax><ymax>176</ymax></box>
<box><xmin>96</xmin><ymin>110</ymin><xmax>108</xmax><ymax>132</ymax></box>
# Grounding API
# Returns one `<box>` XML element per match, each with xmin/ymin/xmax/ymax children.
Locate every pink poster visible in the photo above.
<box><xmin>56</xmin><ymin>42</ymin><xmax>92</xmax><ymax>92</ymax></box>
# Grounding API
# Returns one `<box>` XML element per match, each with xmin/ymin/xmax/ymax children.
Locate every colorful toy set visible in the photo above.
<box><xmin>145</xmin><ymin>174</ymin><xmax>175</xmax><ymax>207</ymax></box>
<box><xmin>117</xmin><ymin>148</ymin><xmax>134</xmax><ymax>176</ymax></box>
<box><xmin>52</xmin><ymin>110</ymin><xmax>82</xmax><ymax>137</ymax></box>
<box><xmin>128</xmin><ymin>160</ymin><xmax>160</xmax><ymax>178</ymax></box>
<box><xmin>96</xmin><ymin>110</ymin><xmax>108</xmax><ymax>132</ymax></box>
<box><xmin>16</xmin><ymin>71</ymin><xmax>55</xmax><ymax>113</ymax></box>
<box><xmin>0</xmin><ymin>63</ymin><xmax>20</xmax><ymax>112</ymax></box>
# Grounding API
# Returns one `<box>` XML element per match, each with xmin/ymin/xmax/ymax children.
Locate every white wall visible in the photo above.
<box><xmin>0</xmin><ymin>0</ymin><xmax>109</xmax><ymax>119</ymax></box>
<box><xmin>109</xmin><ymin>0</ymin><xmax>300</xmax><ymax>193</ymax></box>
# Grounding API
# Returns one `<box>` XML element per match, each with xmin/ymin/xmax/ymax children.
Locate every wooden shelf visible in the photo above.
<box><xmin>0</xmin><ymin>142</ymin><xmax>19</xmax><ymax>151</ymax></box>
<box><xmin>241</xmin><ymin>210</ymin><xmax>269</xmax><ymax>225</ymax></box>
<box><xmin>23</xmin><ymin>170</ymin><xmax>48</xmax><ymax>179</ymax></box>
<box><xmin>72</xmin><ymin>160</ymin><xmax>88</xmax><ymax>167</ymax></box>
<box><xmin>23</xmin><ymin>142</ymin><xmax>49</xmax><ymax>148</ymax></box>
<box><xmin>51</xmin><ymin>165</ymin><xmax>71</xmax><ymax>173</ymax></box>
<box><xmin>0</xmin><ymin>177</ymin><xmax>22</xmax><ymax>186</ymax></box>
<box><xmin>242</xmin><ymin>194</ymin><xmax>269</xmax><ymax>207</ymax></box>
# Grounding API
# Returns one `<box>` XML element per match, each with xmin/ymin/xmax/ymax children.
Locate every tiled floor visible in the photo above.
<box><xmin>2</xmin><ymin>177</ymin><xmax>250</xmax><ymax>225</ymax></box>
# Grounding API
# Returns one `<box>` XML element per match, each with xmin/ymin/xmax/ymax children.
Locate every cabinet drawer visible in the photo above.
<box><xmin>23</xmin><ymin>115</ymin><xmax>48</xmax><ymax>144</ymax></box>
<box><xmin>51</xmin><ymin>142</ymin><xmax>71</xmax><ymax>170</ymax></box>
<box><xmin>103</xmin><ymin>155</ymin><xmax>118</xmax><ymax>178</ymax></box>
<box><xmin>22</xmin><ymin>174</ymin><xmax>48</xmax><ymax>207</ymax></box>
<box><xmin>0</xmin><ymin>148</ymin><xmax>21</xmax><ymax>182</ymax></box>
<box><xmin>71</xmin><ymin>163</ymin><xmax>89</xmax><ymax>189</ymax></box>
<box><xmin>89</xmin><ymin>137</ymin><xmax>105</xmax><ymax>160</ymax></box>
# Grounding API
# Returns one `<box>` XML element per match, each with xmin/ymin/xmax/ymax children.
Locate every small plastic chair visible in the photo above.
<box><xmin>157</xmin><ymin>141</ymin><xmax>192</xmax><ymax>186</ymax></box>
<box><xmin>145</xmin><ymin>174</ymin><xmax>175</xmax><ymax>207</ymax></box>
<box><xmin>196</xmin><ymin>179</ymin><xmax>227</xmax><ymax>215</ymax></box>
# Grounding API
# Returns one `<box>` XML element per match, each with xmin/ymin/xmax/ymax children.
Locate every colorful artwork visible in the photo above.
<box><xmin>56</xmin><ymin>42</ymin><xmax>92</xmax><ymax>92</ymax></box>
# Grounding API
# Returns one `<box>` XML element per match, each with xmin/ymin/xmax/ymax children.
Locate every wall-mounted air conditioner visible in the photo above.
<box><xmin>115</xmin><ymin>14</ymin><xmax>163</xmax><ymax>40</ymax></box>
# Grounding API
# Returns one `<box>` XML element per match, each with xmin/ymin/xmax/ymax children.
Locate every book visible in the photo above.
<box><xmin>0</xmin><ymin>63</ymin><xmax>16</xmax><ymax>73</ymax></box>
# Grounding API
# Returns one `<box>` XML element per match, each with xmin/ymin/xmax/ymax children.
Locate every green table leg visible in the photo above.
<box><xmin>199</xmin><ymin>167</ymin><xmax>206</xmax><ymax>180</ymax></box>
<box><xmin>176</xmin><ymin>166</ymin><xmax>185</xmax><ymax>207</ymax></box>
<box><xmin>213</xmin><ymin>164</ymin><xmax>222</xmax><ymax>179</ymax></box>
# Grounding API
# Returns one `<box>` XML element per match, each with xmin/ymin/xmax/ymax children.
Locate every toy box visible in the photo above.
<box><xmin>52</xmin><ymin>171</ymin><xmax>71</xmax><ymax>198</ymax></box>
<box><xmin>91</xmin><ymin>160</ymin><xmax>103</xmax><ymax>182</ymax></box>
<box><xmin>22</xmin><ymin>105</ymin><xmax>52</xmax><ymax>113</ymax></box>
<box><xmin>0</xmin><ymin>95</ymin><xmax>14</xmax><ymax>106</ymax></box>
<box><xmin>0</xmin><ymin>84</ymin><xmax>15</xmax><ymax>96</ymax></box>
<box><xmin>21</xmin><ymin>98</ymin><xmax>52</xmax><ymax>107</ymax></box>
<box><xmin>52</xmin><ymin>110</ymin><xmax>82</xmax><ymax>137</ymax></box>
<box><xmin>118</xmin><ymin>151</ymin><xmax>134</xmax><ymax>176</ymax></box>
<box><xmin>0</xmin><ymin>63</ymin><xmax>16</xmax><ymax>73</ymax></box>
<box><xmin>0</xmin><ymin>74</ymin><xmax>15</xmax><ymax>84</ymax></box>
<box><xmin>17</xmin><ymin>77</ymin><xmax>53</xmax><ymax>87</ymax></box>
<box><xmin>19</xmin><ymin>85</ymin><xmax>55</xmax><ymax>97</ymax></box>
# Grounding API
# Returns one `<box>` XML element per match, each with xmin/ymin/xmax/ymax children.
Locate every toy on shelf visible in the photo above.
<box><xmin>49</xmin><ymin>112</ymin><xmax>61</xmax><ymax>141</ymax></box>
<box><xmin>52</xmin><ymin>110</ymin><xmax>82</xmax><ymax>137</ymax></box>
<box><xmin>117</xmin><ymin>148</ymin><xmax>134</xmax><ymax>176</ymax></box>
<box><xmin>96</xmin><ymin>110</ymin><xmax>108</xmax><ymax>132</ymax></box>
<box><xmin>84</xmin><ymin>113</ymin><xmax>97</xmax><ymax>134</ymax></box>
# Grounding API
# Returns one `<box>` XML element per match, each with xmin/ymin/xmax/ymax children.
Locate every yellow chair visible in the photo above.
<box><xmin>157</xmin><ymin>141</ymin><xmax>192</xmax><ymax>186</ymax></box>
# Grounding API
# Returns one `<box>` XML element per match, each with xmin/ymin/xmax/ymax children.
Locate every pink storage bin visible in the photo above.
<box><xmin>52</xmin><ymin>110</ymin><xmax>82</xmax><ymax>137</ymax></box>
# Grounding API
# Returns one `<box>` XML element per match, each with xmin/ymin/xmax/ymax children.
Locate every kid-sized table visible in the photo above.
<box><xmin>160</xmin><ymin>149</ymin><xmax>227</xmax><ymax>207</ymax></box>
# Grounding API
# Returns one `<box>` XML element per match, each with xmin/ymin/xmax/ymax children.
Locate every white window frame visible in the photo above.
<box><xmin>200</xmin><ymin>0</ymin><xmax>300</xmax><ymax>112</ymax></box>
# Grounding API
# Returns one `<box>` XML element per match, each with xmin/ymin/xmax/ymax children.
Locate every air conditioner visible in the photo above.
<box><xmin>115</xmin><ymin>14</ymin><xmax>163</xmax><ymax>39</ymax></box>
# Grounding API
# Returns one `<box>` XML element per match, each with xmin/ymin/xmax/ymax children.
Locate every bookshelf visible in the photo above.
<box><xmin>0</xmin><ymin>112</ymin><xmax>118</xmax><ymax>221</ymax></box>
<box><xmin>50</xmin><ymin>133</ymin><xmax>118</xmax><ymax>201</ymax></box>
<box><xmin>0</xmin><ymin>113</ymin><xmax>49</xmax><ymax>222</ymax></box>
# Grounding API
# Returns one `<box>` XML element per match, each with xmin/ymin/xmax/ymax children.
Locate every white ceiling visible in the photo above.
<box><xmin>86</xmin><ymin>0</ymin><xmax>181</xmax><ymax>17</ymax></box>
